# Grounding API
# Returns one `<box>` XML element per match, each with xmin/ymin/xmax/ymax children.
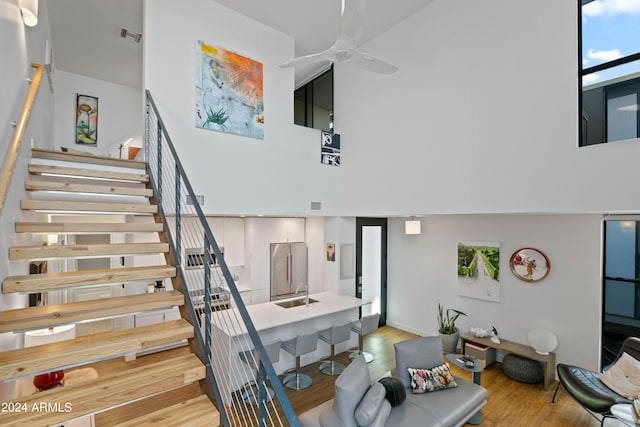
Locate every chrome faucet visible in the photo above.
<box><xmin>295</xmin><ymin>282</ymin><xmax>309</xmax><ymax>306</ymax></box>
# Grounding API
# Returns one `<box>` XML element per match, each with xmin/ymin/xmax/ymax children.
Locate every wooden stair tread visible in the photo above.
<box><xmin>0</xmin><ymin>353</ymin><xmax>206</xmax><ymax>427</ymax></box>
<box><xmin>9</xmin><ymin>242</ymin><xmax>169</xmax><ymax>260</ymax></box>
<box><xmin>0</xmin><ymin>291</ymin><xmax>184</xmax><ymax>333</ymax></box>
<box><xmin>32</xmin><ymin>148</ymin><xmax>146</xmax><ymax>170</ymax></box>
<box><xmin>21</xmin><ymin>199</ymin><xmax>157</xmax><ymax>214</ymax></box>
<box><xmin>29</xmin><ymin>163</ymin><xmax>149</xmax><ymax>182</ymax></box>
<box><xmin>0</xmin><ymin>319</ymin><xmax>194</xmax><ymax>382</ymax></box>
<box><xmin>3</xmin><ymin>265</ymin><xmax>176</xmax><ymax>293</ymax></box>
<box><xmin>25</xmin><ymin>180</ymin><xmax>153</xmax><ymax>197</ymax></box>
<box><xmin>15</xmin><ymin>221</ymin><xmax>164</xmax><ymax>234</ymax></box>
<box><xmin>118</xmin><ymin>395</ymin><xmax>219</xmax><ymax>427</ymax></box>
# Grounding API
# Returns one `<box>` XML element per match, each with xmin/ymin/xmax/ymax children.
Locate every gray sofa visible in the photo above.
<box><xmin>298</xmin><ymin>336</ymin><xmax>487</xmax><ymax>427</ymax></box>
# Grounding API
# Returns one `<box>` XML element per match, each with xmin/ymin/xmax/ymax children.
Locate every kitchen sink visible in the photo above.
<box><xmin>274</xmin><ymin>298</ymin><xmax>318</xmax><ymax>308</ymax></box>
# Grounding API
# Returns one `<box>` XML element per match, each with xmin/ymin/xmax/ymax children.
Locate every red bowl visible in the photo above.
<box><xmin>33</xmin><ymin>370</ymin><xmax>64</xmax><ymax>390</ymax></box>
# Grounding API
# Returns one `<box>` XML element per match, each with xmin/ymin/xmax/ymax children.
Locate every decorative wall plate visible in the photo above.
<box><xmin>509</xmin><ymin>248</ymin><xmax>550</xmax><ymax>282</ymax></box>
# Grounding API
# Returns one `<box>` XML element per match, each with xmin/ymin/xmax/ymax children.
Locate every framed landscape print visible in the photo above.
<box><xmin>75</xmin><ymin>94</ymin><xmax>98</xmax><ymax>145</ymax></box>
<box><xmin>457</xmin><ymin>241</ymin><xmax>501</xmax><ymax>302</ymax></box>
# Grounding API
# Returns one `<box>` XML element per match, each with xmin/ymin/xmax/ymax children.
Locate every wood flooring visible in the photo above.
<box><xmin>83</xmin><ymin>325</ymin><xmax>622</xmax><ymax>426</ymax></box>
<box><xmin>282</xmin><ymin>326</ymin><xmax>621</xmax><ymax>427</ymax></box>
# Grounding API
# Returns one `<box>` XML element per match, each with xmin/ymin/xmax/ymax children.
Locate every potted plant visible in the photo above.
<box><xmin>438</xmin><ymin>303</ymin><xmax>467</xmax><ymax>353</ymax></box>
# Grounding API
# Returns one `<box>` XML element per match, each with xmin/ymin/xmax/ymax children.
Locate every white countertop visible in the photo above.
<box><xmin>206</xmin><ymin>292</ymin><xmax>364</xmax><ymax>337</ymax></box>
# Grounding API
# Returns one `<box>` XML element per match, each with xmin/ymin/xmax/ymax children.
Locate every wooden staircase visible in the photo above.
<box><xmin>0</xmin><ymin>149</ymin><xmax>220</xmax><ymax>426</ymax></box>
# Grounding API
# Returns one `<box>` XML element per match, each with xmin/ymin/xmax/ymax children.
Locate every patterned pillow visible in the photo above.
<box><xmin>408</xmin><ymin>363</ymin><xmax>458</xmax><ymax>393</ymax></box>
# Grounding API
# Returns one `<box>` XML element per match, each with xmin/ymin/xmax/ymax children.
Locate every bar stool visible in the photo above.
<box><xmin>239</xmin><ymin>338</ymin><xmax>281</xmax><ymax>404</ymax></box>
<box><xmin>349</xmin><ymin>312</ymin><xmax>380</xmax><ymax>363</ymax></box>
<box><xmin>318</xmin><ymin>322</ymin><xmax>353</xmax><ymax>375</ymax></box>
<box><xmin>281</xmin><ymin>330</ymin><xmax>319</xmax><ymax>390</ymax></box>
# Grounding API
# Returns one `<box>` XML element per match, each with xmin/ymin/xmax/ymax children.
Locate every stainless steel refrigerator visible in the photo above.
<box><xmin>270</xmin><ymin>242</ymin><xmax>308</xmax><ymax>300</ymax></box>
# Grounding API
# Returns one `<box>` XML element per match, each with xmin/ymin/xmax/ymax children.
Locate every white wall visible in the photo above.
<box><xmin>336</xmin><ymin>0</ymin><xmax>640</xmax><ymax>216</ymax></box>
<box><xmin>143</xmin><ymin>0</ymin><xmax>339</xmax><ymax>217</ymax></box>
<box><xmin>0</xmin><ymin>0</ymin><xmax>55</xmax><ymax>400</ymax></box>
<box><xmin>53</xmin><ymin>70</ymin><xmax>143</xmax><ymax>157</ymax></box>
<box><xmin>387</xmin><ymin>214</ymin><xmax>603</xmax><ymax>371</ymax></box>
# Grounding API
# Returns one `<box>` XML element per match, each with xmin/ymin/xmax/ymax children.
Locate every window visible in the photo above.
<box><xmin>579</xmin><ymin>0</ymin><xmax>640</xmax><ymax>146</ymax></box>
<box><xmin>294</xmin><ymin>67</ymin><xmax>333</xmax><ymax>132</ymax></box>
<box><xmin>602</xmin><ymin>219</ymin><xmax>640</xmax><ymax>367</ymax></box>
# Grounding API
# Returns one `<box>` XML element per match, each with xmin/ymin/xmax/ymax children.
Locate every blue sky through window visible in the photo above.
<box><xmin>582</xmin><ymin>0</ymin><xmax>640</xmax><ymax>86</ymax></box>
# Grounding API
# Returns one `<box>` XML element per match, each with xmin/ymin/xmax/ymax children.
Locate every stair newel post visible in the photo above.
<box><xmin>175</xmin><ymin>165</ymin><xmax>182</xmax><ymax>268</ymax></box>
<box><xmin>204</xmin><ymin>234</ymin><xmax>212</xmax><ymax>353</ymax></box>
<box><xmin>258</xmin><ymin>360</ymin><xmax>268</xmax><ymax>425</ymax></box>
<box><xmin>156</xmin><ymin>121</ymin><xmax>163</xmax><ymax>206</ymax></box>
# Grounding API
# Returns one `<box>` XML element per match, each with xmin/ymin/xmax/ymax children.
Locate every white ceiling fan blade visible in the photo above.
<box><xmin>339</xmin><ymin>0</ymin><xmax>365</xmax><ymax>44</ymax></box>
<box><xmin>353</xmin><ymin>50</ymin><xmax>399</xmax><ymax>74</ymax></box>
<box><xmin>279</xmin><ymin>47</ymin><xmax>336</xmax><ymax>69</ymax></box>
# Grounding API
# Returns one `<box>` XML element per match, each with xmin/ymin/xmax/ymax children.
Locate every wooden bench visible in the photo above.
<box><xmin>460</xmin><ymin>333</ymin><xmax>556</xmax><ymax>390</ymax></box>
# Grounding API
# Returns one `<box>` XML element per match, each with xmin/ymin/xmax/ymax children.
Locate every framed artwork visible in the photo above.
<box><xmin>457</xmin><ymin>241</ymin><xmax>501</xmax><ymax>302</ymax></box>
<box><xmin>326</xmin><ymin>243</ymin><xmax>336</xmax><ymax>262</ymax></box>
<box><xmin>75</xmin><ymin>94</ymin><xmax>98</xmax><ymax>145</ymax></box>
<box><xmin>509</xmin><ymin>248</ymin><xmax>550</xmax><ymax>282</ymax></box>
<box><xmin>195</xmin><ymin>40</ymin><xmax>264</xmax><ymax>139</ymax></box>
<box><xmin>321</xmin><ymin>131</ymin><xmax>340</xmax><ymax>166</ymax></box>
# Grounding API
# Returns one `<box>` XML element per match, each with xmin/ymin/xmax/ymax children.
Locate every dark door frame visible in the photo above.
<box><xmin>355</xmin><ymin>217</ymin><xmax>387</xmax><ymax>326</ymax></box>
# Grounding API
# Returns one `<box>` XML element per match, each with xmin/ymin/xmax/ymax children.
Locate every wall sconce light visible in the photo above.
<box><xmin>405</xmin><ymin>218</ymin><xmax>421</xmax><ymax>235</ymax></box>
<box><xmin>20</xmin><ymin>0</ymin><xmax>38</xmax><ymax>27</ymax></box>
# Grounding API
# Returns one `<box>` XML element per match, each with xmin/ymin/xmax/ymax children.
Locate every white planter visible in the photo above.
<box><xmin>440</xmin><ymin>331</ymin><xmax>459</xmax><ymax>353</ymax></box>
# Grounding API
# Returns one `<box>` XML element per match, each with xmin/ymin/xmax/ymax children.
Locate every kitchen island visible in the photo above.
<box><xmin>205</xmin><ymin>292</ymin><xmax>365</xmax><ymax>405</ymax></box>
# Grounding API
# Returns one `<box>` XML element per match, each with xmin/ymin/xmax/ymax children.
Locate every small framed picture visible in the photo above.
<box><xmin>509</xmin><ymin>248</ymin><xmax>550</xmax><ymax>282</ymax></box>
<box><xmin>76</xmin><ymin>94</ymin><xmax>98</xmax><ymax>145</ymax></box>
<box><xmin>326</xmin><ymin>243</ymin><xmax>336</xmax><ymax>262</ymax></box>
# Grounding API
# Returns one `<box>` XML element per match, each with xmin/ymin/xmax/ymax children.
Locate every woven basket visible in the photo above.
<box><xmin>502</xmin><ymin>353</ymin><xmax>544</xmax><ymax>384</ymax></box>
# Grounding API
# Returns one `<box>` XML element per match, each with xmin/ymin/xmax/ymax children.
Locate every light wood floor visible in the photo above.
<box><xmin>77</xmin><ymin>325</ymin><xmax>627</xmax><ymax>426</ymax></box>
<box><xmin>283</xmin><ymin>326</ymin><xmax>626</xmax><ymax>426</ymax></box>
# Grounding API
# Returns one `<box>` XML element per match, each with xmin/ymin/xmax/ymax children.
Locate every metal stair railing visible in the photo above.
<box><xmin>145</xmin><ymin>90</ymin><xmax>299</xmax><ymax>427</ymax></box>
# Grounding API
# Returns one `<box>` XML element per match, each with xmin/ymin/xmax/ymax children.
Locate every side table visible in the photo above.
<box><xmin>445</xmin><ymin>353</ymin><xmax>484</xmax><ymax>425</ymax></box>
<box><xmin>446</xmin><ymin>352</ymin><xmax>484</xmax><ymax>385</ymax></box>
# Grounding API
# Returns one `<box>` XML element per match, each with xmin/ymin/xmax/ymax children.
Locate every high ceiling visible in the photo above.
<box><xmin>47</xmin><ymin>0</ymin><xmax>436</xmax><ymax>89</ymax></box>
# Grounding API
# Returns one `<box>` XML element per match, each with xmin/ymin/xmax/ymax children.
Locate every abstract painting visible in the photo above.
<box><xmin>75</xmin><ymin>94</ymin><xmax>98</xmax><ymax>145</ymax></box>
<box><xmin>321</xmin><ymin>131</ymin><xmax>340</xmax><ymax>166</ymax></box>
<box><xmin>457</xmin><ymin>241</ymin><xmax>501</xmax><ymax>302</ymax></box>
<box><xmin>196</xmin><ymin>40</ymin><xmax>264</xmax><ymax>139</ymax></box>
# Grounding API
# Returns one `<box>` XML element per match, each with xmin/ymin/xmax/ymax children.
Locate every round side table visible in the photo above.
<box><xmin>445</xmin><ymin>353</ymin><xmax>484</xmax><ymax>385</ymax></box>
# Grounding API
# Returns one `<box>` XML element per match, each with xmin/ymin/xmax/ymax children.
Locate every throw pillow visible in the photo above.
<box><xmin>394</xmin><ymin>336</ymin><xmax>445</xmax><ymax>388</ymax></box>
<box><xmin>408</xmin><ymin>363</ymin><xmax>458</xmax><ymax>393</ymax></box>
<box><xmin>600</xmin><ymin>352</ymin><xmax>640</xmax><ymax>399</ymax></box>
<box><xmin>355</xmin><ymin>383</ymin><xmax>388</xmax><ymax>426</ymax></box>
<box><xmin>378</xmin><ymin>377</ymin><xmax>407</xmax><ymax>407</ymax></box>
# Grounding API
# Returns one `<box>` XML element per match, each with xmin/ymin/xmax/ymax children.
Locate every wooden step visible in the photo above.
<box><xmin>32</xmin><ymin>148</ymin><xmax>146</xmax><ymax>170</ymax></box>
<box><xmin>25</xmin><ymin>180</ymin><xmax>153</xmax><ymax>197</ymax></box>
<box><xmin>21</xmin><ymin>199</ymin><xmax>157</xmax><ymax>214</ymax></box>
<box><xmin>9</xmin><ymin>242</ymin><xmax>169</xmax><ymax>260</ymax></box>
<box><xmin>15</xmin><ymin>221</ymin><xmax>164</xmax><ymax>234</ymax></box>
<box><xmin>0</xmin><ymin>353</ymin><xmax>206</xmax><ymax>427</ymax></box>
<box><xmin>118</xmin><ymin>395</ymin><xmax>219</xmax><ymax>427</ymax></box>
<box><xmin>3</xmin><ymin>265</ymin><xmax>176</xmax><ymax>293</ymax></box>
<box><xmin>0</xmin><ymin>291</ymin><xmax>184</xmax><ymax>333</ymax></box>
<box><xmin>0</xmin><ymin>319</ymin><xmax>194</xmax><ymax>382</ymax></box>
<box><xmin>29</xmin><ymin>163</ymin><xmax>149</xmax><ymax>182</ymax></box>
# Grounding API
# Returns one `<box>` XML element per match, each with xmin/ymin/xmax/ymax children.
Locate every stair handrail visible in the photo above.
<box><xmin>0</xmin><ymin>64</ymin><xmax>44</xmax><ymax>217</ymax></box>
<box><xmin>145</xmin><ymin>90</ymin><xmax>300</xmax><ymax>427</ymax></box>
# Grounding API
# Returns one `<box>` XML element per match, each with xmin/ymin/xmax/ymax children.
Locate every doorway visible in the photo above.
<box><xmin>356</xmin><ymin>218</ymin><xmax>387</xmax><ymax>326</ymax></box>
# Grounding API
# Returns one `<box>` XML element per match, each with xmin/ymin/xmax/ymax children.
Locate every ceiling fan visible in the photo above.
<box><xmin>279</xmin><ymin>0</ymin><xmax>398</xmax><ymax>74</ymax></box>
